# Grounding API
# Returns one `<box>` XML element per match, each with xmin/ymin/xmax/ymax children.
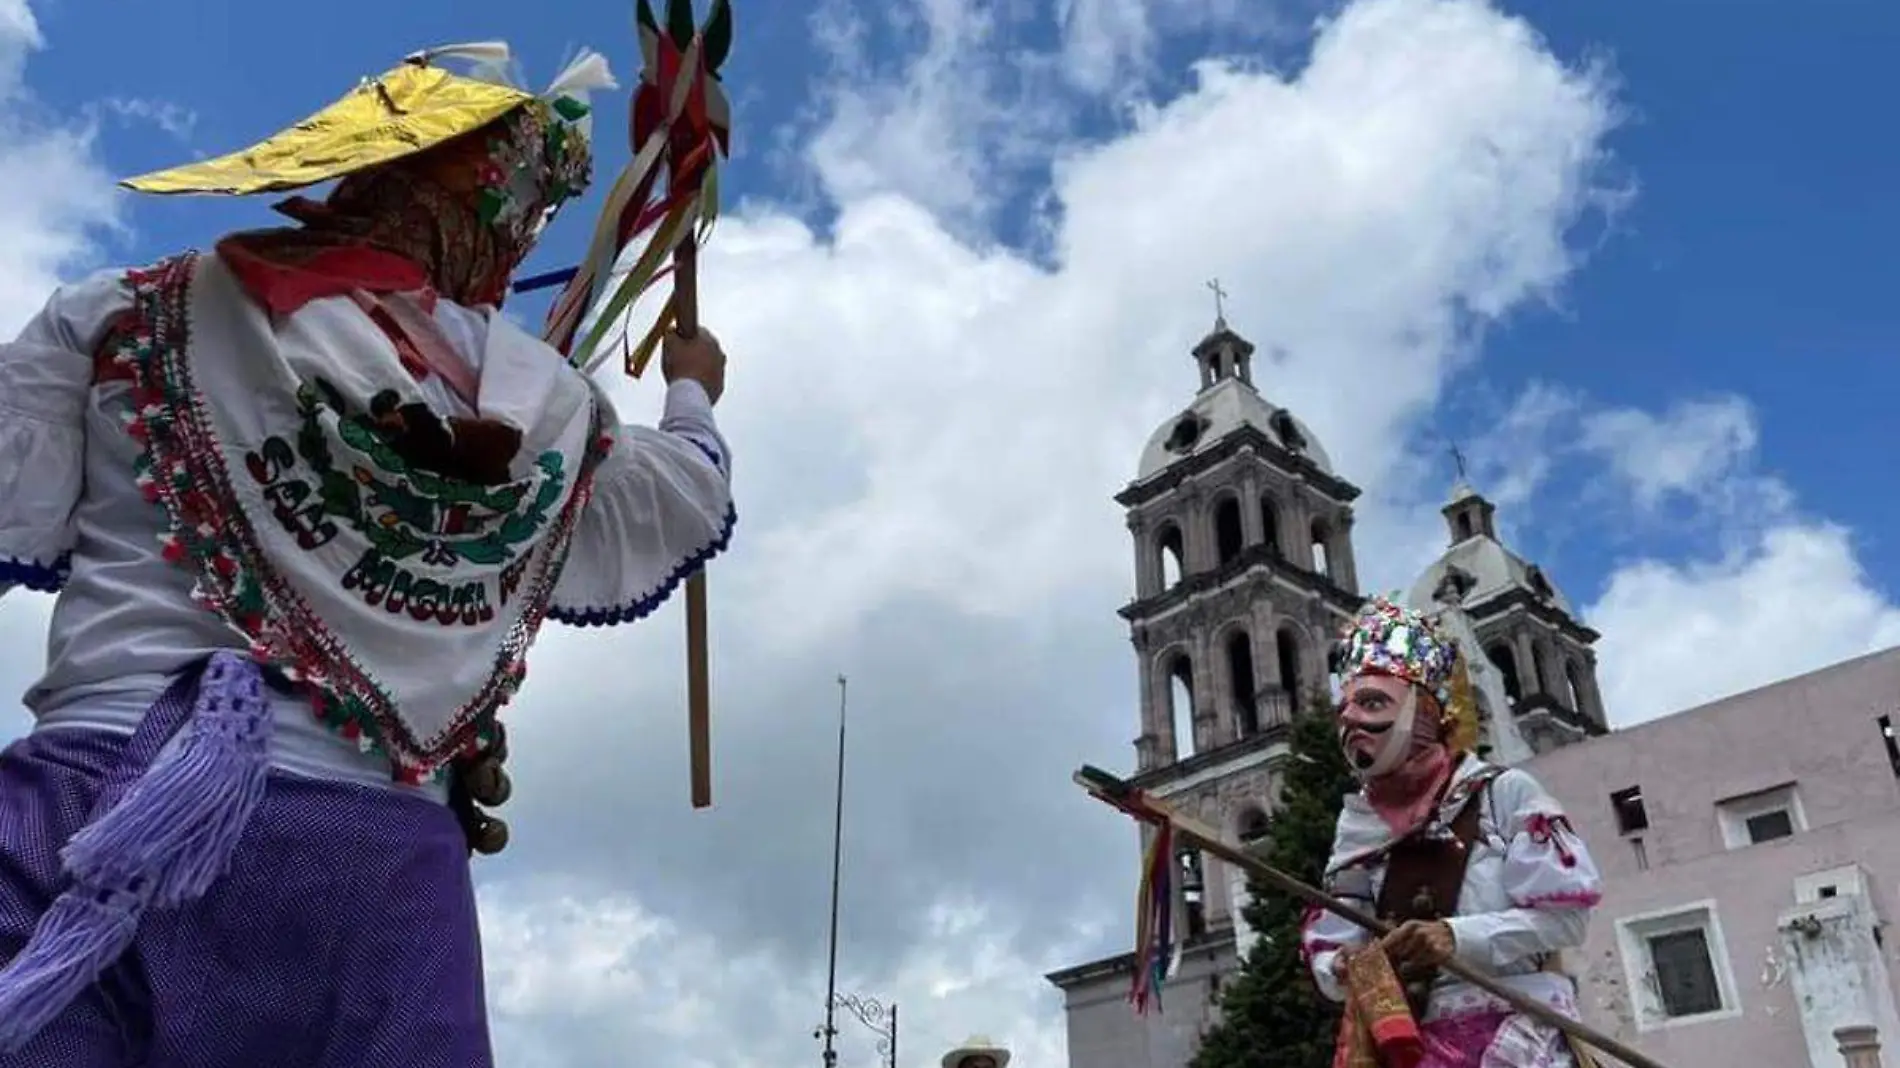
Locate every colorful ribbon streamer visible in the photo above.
<box><xmin>538</xmin><ymin>0</ymin><xmax>732</xmax><ymax>378</ymax></box>
<box><xmin>1130</xmin><ymin>819</ymin><xmax>1178</xmax><ymax>1014</ymax></box>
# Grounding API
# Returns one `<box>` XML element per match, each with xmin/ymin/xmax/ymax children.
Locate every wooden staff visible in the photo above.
<box><xmin>1074</xmin><ymin>765</ymin><xmax>1669</xmax><ymax>1068</ymax></box>
<box><xmin>635</xmin><ymin>0</ymin><xmax>731</xmax><ymax>812</ymax></box>
<box><xmin>673</xmin><ymin>232</ymin><xmax>712</xmax><ymax>810</ymax></box>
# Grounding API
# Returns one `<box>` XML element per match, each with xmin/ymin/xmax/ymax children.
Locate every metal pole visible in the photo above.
<box><xmin>820</xmin><ymin>675</ymin><xmax>849</xmax><ymax>1067</ymax></box>
<box><xmin>889</xmin><ymin>1002</ymin><xmax>897</xmax><ymax>1068</ymax></box>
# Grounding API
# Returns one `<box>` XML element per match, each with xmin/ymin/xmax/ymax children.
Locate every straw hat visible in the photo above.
<box><xmin>942</xmin><ymin>1035</ymin><xmax>1010</xmax><ymax>1068</ymax></box>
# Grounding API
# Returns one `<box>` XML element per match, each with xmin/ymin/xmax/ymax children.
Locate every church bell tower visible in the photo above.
<box><xmin>1115</xmin><ymin>305</ymin><xmax>1364</xmax><ymax>947</ymax></box>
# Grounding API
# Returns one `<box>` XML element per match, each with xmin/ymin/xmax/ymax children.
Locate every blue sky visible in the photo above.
<box><xmin>4</xmin><ymin>1</ymin><xmax>1898</xmax><ymax>1063</ymax></box>
<box><xmin>34</xmin><ymin>0</ymin><xmax>1899</xmax><ymax>608</ymax></box>
<box><xmin>1474</xmin><ymin>0</ymin><xmax>1899</xmax><ymax>584</ymax></box>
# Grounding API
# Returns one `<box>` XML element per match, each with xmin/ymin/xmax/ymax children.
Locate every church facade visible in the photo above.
<box><xmin>1046</xmin><ymin>315</ymin><xmax>1607</xmax><ymax>1068</ymax></box>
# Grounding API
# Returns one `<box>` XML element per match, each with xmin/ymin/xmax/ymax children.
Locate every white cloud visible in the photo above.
<box><xmin>1054</xmin><ymin>0</ymin><xmax>1312</xmax><ymax>98</ymax></box>
<box><xmin>1579</xmin><ymin>396</ymin><xmax>1763</xmax><ymax>512</ymax></box>
<box><xmin>0</xmin><ymin>0</ymin><xmax>122</xmax><ymax>334</ymax></box>
<box><xmin>478</xmin><ymin>878</ymin><xmax>1092</xmax><ymax>1068</ymax></box>
<box><xmin>1590</xmin><ymin>522</ymin><xmax>1900</xmax><ymax>726</ymax></box>
<box><xmin>95</xmin><ymin>97</ymin><xmax>199</xmax><ymax>142</ymax></box>
<box><xmin>0</xmin><ymin>0</ymin><xmax>116</xmax><ymax>726</ymax></box>
<box><xmin>803</xmin><ymin>0</ymin><xmax>1072</xmax><ymax>231</ymax></box>
<box><xmin>715</xmin><ymin>0</ymin><xmax>1622</xmax><ymax>654</ymax></box>
<box><xmin>1056</xmin><ymin>0</ymin><xmax>1154</xmax><ymax>94</ymax></box>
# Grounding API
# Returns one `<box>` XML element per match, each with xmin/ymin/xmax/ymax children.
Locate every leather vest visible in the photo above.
<box><xmin>1374</xmin><ymin>770</ymin><xmax>1500</xmax><ymax>1016</ymax></box>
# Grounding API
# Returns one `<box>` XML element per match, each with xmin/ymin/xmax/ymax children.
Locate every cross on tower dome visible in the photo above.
<box><xmin>1206</xmin><ymin>277</ymin><xmax>1229</xmax><ymax>330</ymax></box>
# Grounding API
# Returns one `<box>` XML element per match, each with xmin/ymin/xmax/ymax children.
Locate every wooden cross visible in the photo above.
<box><xmin>1205</xmin><ymin>278</ymin><xmax>1228</xmax><ymax>325</ymax></box>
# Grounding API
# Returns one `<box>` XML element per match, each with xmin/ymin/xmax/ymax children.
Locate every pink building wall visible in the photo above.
<box><xmin>1528</xmin><ymin>645</ymin><xmax>1900</xmax><ymax>1068</ymax></box>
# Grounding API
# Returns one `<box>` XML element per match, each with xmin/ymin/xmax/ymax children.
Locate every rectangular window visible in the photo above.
<box><xmin>1795</xmin><ymin>865</ymin><xmax>1866</xmax><ymax>904</ymax></box>
<box><xmin>1881</xmin><ymin>715</ymin><xmax>1900</xmax><ymax>778</ymax></box>
<box><xmin>1649</xmin><ymin>929</ymin><xmax>1723</xmax><ymax>1018</ymax></box>
<box><xmin>1610</xmin><ymin>786</ymin><xmax>1648</xmax><ymax>834</ymax></box>
<box><xmin>1745</xmin><ymin>809</ymin><xmax>1794</xmax><ymax>844</ymax></box>
<box><xmin>1716</xmin><ymin>784</ymin><xmax>1805</xmax><ymax>850</ymax></box>
<box><xmin>1614</xmin><ymin>901</ymin><xmax>1741</xmax><ymax>1031</ymax></box>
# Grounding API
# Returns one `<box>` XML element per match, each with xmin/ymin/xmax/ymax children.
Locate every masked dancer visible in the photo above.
<box><xmin>1303</xmin><ymin>598</ymin><xmax>1603</xmax><ymax>1068</ymax></box>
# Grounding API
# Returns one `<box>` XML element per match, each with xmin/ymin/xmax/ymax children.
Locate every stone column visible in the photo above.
<box><xmin>1191</xmin><ymin>628</ymin><xmax>1218</xmax><ymax>753</ymax></box>
<box><xmin>1134</xmin><ymin>642</ymin><xmax>1160</xmax><ymax>770</ymax></box>
<box><xmin>1260</xmin><ymin>485</ymin><xmax>1285</xmax><ymax>557</ymax></box>
<box><xmin>1209</xmin><ymin>625</ymin><xmax>1237</xmax><ymax>746</ymax></box>
<box><xmin>1835</xmin><ymin>1025</ymin><xmax>1881</xmax><ymax>1068</ymax></box>
<box><xmin>1152</xmin><ymin>647</ymin><xmax>1186</xmax><ymax>762</ymax></box>
<box><xmin>1579</xmin><ymin>662</ymin><xmax>1609</xmax><ymax>727</ymax></box>
<box><xmin>1128</xmin><ymin>512</ymin><xmax>1155</xmax><ymax>599</ymax></box>
<box><xmin>1201</xmin><ymin>797</ymin><xmax>1232</xmax><ymax>928</ymax></box>
<box><xmin>1300</xmin><ymin>622</ymin><xmax>1327</xmax><ymax>709</ymax></box>
<box><xmin>1331</xmin><ymin>512</ymin><xmax>1360</xmax><ymax>594</ymax></box>
<box><xmin>1253</xmin><ymin>600</ymin><xmax>1296</xmax><ymax>726</ymax></box>
<box><xmin>1513</xmin><ymin>631</ymin><xmax>1539</xmax><ymax>698</ymax></box>
<box><xmin>1535</xmin><ymin>638</ymin><xmax>1564</xmax><ymax>696</ymax></box>
<box><xmin>1282</xmin><ymin>492</ymin><xmax>1312</xmax><ymax>573</ymax></box>
<box><xmin>1240</xmin><ymin>473</ymin><xmax>1264</xmax><ymax>546</ymax></box>
<box><xmin>1180</xmin><ymin>485</ymin><xmax>1209</xmax><ymax>575</ymax></box>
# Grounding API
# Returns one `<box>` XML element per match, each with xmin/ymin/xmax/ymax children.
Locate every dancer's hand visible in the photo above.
<box><xmin>1331</xmin><ymin>949</ymin><xmax>1355</xmax><ymax>982</ymax></box>
<box><xmin>1381</xmin><ymin>920</ymin><xmax>1455</xmax><ymax>973</ymax></box>
<box><xmin>663</xmin><ymin>327</ymin><xmax>727</xmax><ymax>405</ymax></box>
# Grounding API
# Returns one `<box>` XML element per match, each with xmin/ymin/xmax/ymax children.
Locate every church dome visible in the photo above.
<box><xmin>1407</xmin><ymin>519</ymin><xmax>1576</xmax><ymax>618</ymax></box>
<box><xmin>1135</xmin><ymin>377</ymin><xmax>1334</xmax><ymax>482</ymax></box>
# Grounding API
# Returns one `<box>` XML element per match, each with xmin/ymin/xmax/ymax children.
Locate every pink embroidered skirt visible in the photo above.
<box><xmin>1418</xmin><ymin>1010</ymin><xmax>1577</xmax><ymax>1067</ymax></box>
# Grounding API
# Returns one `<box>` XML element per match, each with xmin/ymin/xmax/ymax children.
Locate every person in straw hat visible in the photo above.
<box><xmin>0</xmin><ymin>39</ymin><xmax>734</xmax><ymax>1067</ymax></box>
<box><xmin>1304</xmin><ymin>596</ymin><xmax>1604</xmax><ymax>1067</ymax></box>
<box><xmin>942</xmin><ymin>1035</ymin><xmax>1012</xmax><ymax>1068</ymax></box>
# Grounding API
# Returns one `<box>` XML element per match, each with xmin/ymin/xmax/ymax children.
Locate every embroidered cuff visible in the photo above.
<box><xmin>0</xmin><ymin>553</ymin><xmax>70</xmax><ymax>593</ymax></box>
<box><xmin>548</xmin><ymin>503</ymin><xmax>737</xmax><ymax>628</ymax></box>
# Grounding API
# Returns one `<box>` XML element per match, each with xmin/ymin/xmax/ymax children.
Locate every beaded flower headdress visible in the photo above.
<box><xmin>1335</xmin><ymin>595</ymin><xmax>1480</xmax><ymax>754</ymax></box>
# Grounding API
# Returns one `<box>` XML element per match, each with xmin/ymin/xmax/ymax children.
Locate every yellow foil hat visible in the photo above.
<box><xmin>121</xmin><ymin>52</ymin><xmax>539</xmax><ymax>196</ymax></box>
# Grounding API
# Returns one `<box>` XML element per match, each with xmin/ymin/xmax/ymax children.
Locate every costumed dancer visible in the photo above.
<box><xmin>1303</xmin><ymin>598</ymin><xmax>1604</xmax><ymax>1068</ymax></box>
<box><xmin>0</xmin><ymin>42</ymin><xmax>735</xmax><ymax>1066</ymax></box>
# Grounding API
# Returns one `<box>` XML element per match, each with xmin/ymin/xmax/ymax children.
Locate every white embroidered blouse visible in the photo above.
<box><xmin>1300</xmin><ymin>755</ymin><xmax>1603</xmax><ymax>1025</ymax></box>
<box><xmin>0</xmin><ymin>264</ymin><xmax>734</xmax><ymax>800</ymax></box>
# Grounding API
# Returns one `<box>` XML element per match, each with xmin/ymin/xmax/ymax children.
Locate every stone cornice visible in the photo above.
<box><xmin>1120</xmin><ymin>543</ymin><xmax>1361</xmax><ymax>623</ymax></box>
<box><xmin>1118</xmin><ymin>425</ymin><xmax>1361</xmax><ymax>508</ymax></box>
<box><xmin>1468</xmin><ymin>588</ymin><xmax>1601</xmax><ymax>644</ymax></box>
<box><xmin>1127</xmin><ymin>722</ymin><xmax>1292</xmax><ymax>792</ymax></box>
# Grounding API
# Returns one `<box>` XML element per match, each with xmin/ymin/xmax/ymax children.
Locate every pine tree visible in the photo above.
<box><xmin>1189</xmin><ymin>694</ymin><xmax>1359</xmax><ymax>1068</ymax></box>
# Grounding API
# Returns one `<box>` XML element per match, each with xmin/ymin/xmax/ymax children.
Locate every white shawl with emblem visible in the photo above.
<box><xmin>111</xmin><ymin>251</ymin><xmax>614</xmax><ymax>781</ymax></box>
